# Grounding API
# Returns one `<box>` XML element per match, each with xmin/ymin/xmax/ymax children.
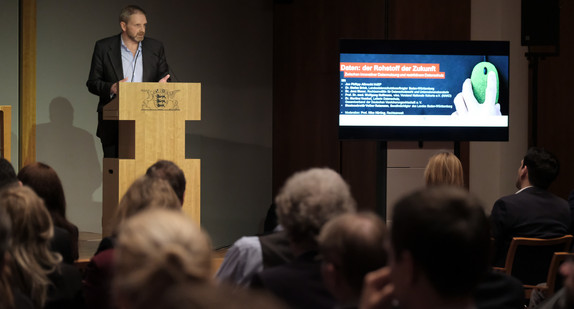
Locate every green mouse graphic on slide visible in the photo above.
<box><xmin>452</xmin><ymin>61</ymin><xmax>501</xmax><ymax>116</ymax></box>
<box><xmin>470</xmin><ymin>61</ymin><xmax>499</xmax><ymax>104</ymax></box>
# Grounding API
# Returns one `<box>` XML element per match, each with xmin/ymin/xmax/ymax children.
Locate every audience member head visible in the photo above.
<box><xmin>114</xmin><ymin>208</ymin><xmax>212</xmax><ymax>309</ymax></box>
<box><xmin>389</xmin><ymin>187</ymin><xmax>490</xmax><ymax>307</ymax></box>
<box><xmin>17</xmin><ymin>162</ymin><xmax>75</xmax><ymax>234</ymax></box>
<box><xmin>559</xmin><ymin>256</ymin><xmax>574</xmax><ymax>307</ymax></box>
<box><xmin>275</xmin><ymin>167</ymin><xmax>356</xmax><ymax>251</ymax></box>
<box><xmin>318</xmin><ymin>212</ymin><xmax>388</xmax><ymax>304</ymax></box>
<box><xmin>149</xmin><ymin>283</ymin><xmax>290</xmax><ymax>309</ymax></box>
<box><xmin>424</xmin><ymin>151</ymin><xmax>464</xmax><ymax>187</ymax></box>
<box><xmin>0</xmin><ymin>186</ymin><xmax>61</xmax><ymax>308</ymax></box>
<box><xmin>0</xmin><ymin>158</ymin><xmax>18</xmax><ymax>190</ymax></box>
<box><xmin>517</xmin><ymin>147</ymin><xmax>559</xmax><ymax>190</ymax></box>
<box><xmin>146</xmin><ymin>160</ymin><xmax>186</xmax><ymax>205</ymax></box>
<box><xmin>114</xmin><ymin>176</ymin><xmax>181</xmax><ymax>233</ymax></box>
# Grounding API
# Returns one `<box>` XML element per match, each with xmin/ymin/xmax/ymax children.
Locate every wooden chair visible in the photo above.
<box><xmin>532</xmin><ymin>252</ymin><xmax>574</xmax><ymax>298</ymax></box>
<box><xmin>493</xmin><ymin>235</ymin><xmax>573</xmax><ymax>299</ymax></box>
<box><xmin>74</xmin><ymin>258</ymin><xmax>91</xmax><ymax>277</ymax></box>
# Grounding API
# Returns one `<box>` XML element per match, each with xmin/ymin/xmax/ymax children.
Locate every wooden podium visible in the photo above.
<box><xmin>0</xmin><ymin>106</ymin><xmax>11</xmax><ymax>161</ymax></box>
<box><xmin>102</xmin><ymin>82</ymin><xmax>200</xmax><ymax>236</ymax></box>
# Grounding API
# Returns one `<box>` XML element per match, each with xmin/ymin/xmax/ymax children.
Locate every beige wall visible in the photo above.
<box><xmin>36</xmin><ymin>1</ymin><xmax>272</xmax><ymax>247</ymax></box>
<box><xmin>0</xmin><ymin>0</ymin><xmax>19</xmax><ymax>167</ymax></box>
<box><xmin>469</xmin><ymin>0</ymin><xmax>529</xmax><ymax>212</ymax></box>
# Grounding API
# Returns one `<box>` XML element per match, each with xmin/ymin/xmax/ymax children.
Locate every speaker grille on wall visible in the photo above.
<box><xmin>521</xmin><ymin>0</ymin><xmax>560</xmax><ymax>46</ymax></box>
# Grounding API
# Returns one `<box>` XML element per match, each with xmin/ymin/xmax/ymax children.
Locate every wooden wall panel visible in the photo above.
<box><xmin>19</xmin><ymin>0</ymin><xmax>36</xmax><ymax>168</ymax></box>
<box><xmin>273</xmin><ymin>0</ymin><xmax>471</xmax><ymax>211</ymax></box>
<box><xmin>388</xmin><ymin>0</ymin><xmax>470</xmax><ymax>40</ymax></box>
<box><xmin>272</xmin><ymin>0</ymin><xmax>386</xmax><ymax>206</ymax></box>
<box><xmin>533</xmin><ymin>2</ymin><xmax>574</xmax><ymax>199</ymax></box>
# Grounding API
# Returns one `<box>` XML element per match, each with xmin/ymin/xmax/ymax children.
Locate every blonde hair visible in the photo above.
<box><xmin>275</xmin><ymin>168</ymin><xmax>356</xmax><ymax>244</ymax></box>
<box><xmin>424</xmin><ymin>151</ymin><xmax>464</xmax><ymax>187</ymax></box>
<box><xmin>113</xmin><ymin>176</ymin><xmax>181</xmax><ymax>233</ymax></box>
<box><xmin>0</xmin><ymin>186</ymin><xmax>61</xmax><ymax>308</ymax></box>
<box><xmin>114</xmin><ymin>209</ymin><xmax>212</xmax><ymax>308</ymax></box>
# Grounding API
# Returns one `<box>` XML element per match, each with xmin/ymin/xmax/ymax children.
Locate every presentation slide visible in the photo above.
<box><xmin>339</xmin><ymin>53</ymin><xmax>509</xmax><ymax>128</ymax></box>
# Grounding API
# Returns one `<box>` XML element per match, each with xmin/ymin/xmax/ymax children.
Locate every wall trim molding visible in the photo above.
<box><xmin>19</xmin><ymin>0</ymin><xmax>36</xmax><ymax>168</ymax></box>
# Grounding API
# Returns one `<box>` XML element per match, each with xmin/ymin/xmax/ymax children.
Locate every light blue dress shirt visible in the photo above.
<box><xmin>120</xmin><ymin>38</ymin><xmax>143</xmax><ymax>83</ymax></box>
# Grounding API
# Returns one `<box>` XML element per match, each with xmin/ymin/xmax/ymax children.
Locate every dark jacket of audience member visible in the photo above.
<box><xmin>567</xmin><ymin>191</ymin><xmax>574</xmax><ymax>239</ymax></box>
<box><xmin>491</xmin><ymin>148</ymin><xmax>570</xmax><ymax>268</ymax></box>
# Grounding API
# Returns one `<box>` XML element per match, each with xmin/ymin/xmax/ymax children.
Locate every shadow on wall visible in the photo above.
<box><xmin>36</xmin><ymin>97</ymin><xmax>102</xmax><ymax>232</ymax></box>
<box><xmin>186</xmin><ymin>132</ymin><xmax>272</xmax><ymax>248</ymax></box>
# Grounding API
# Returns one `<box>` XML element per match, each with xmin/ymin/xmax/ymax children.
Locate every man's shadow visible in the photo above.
<box><xmin>36</xmin><ymin>97</ymin><xmax>102</xmax><ymax>233</ymax></box>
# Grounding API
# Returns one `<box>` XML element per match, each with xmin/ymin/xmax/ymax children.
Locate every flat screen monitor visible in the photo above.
<box><xmin>339</xmin><ymin>39</ymin><xmax>510</xmax><ymax>141</ymax></box>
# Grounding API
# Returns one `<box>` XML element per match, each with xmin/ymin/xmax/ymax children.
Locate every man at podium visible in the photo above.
<box><xmin>86</xmin><ymin>5</ymin><xmax>171</xmax><ymax>158</ymax></box>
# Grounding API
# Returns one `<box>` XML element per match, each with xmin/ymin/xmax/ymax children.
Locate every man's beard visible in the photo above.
<box><xmin>130</xmin><ymin>32</ymin><xmax>145</xmax><ymax>42</ymax></box>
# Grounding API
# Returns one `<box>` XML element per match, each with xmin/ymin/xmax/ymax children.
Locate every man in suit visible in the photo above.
<box><xmin>86</xmin><ymin>5</ymin><xmax>171</xmax><ymax>158</ymax></box>
<box><xmin>491</xmin><ymin>147</ymin><xmax>570</xmax><ymax>267</ymax></box>
<box><xmin>360</xmin><ymin>187</ymin><xmax>491</xmax><ymax>309</ymax></box>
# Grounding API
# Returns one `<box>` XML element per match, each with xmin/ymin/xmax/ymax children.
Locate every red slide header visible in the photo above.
<box><xmin>340</xmin><ymin>62</ymin><xmax>445</xmax><ymax>79</ymax></box>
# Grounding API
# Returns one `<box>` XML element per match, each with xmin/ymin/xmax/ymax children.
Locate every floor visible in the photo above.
<box><xmin>79</xmin><ymin>231</ymin><xmax>102</xmax><ymax>260</ymax></box>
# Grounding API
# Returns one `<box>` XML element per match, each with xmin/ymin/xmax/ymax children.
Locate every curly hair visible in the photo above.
<box><xmin>275</xmin><ymin>168</ymin><xmax>356</xmax><ymax>245</ymax></box>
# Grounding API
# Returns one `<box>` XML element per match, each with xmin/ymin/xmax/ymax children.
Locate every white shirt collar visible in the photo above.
<box><xmin>515</xmin><ymin>185</ymin><xmax>533</xmax><ymax>194</ymax></box>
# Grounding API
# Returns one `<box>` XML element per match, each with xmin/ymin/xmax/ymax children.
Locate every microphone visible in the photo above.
<box><xmin>131</xmin><ymin>49</ymin><xmax>141</xmax><ymax>82</ymax></box>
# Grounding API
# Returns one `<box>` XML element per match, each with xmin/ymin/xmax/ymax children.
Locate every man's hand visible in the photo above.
<box><xmin>110</xmin><ymin>77</ymin><xmax>129</xmax><ymax>95</ymax></box>
<box><xmin>159</xmin><ymin>74</ymin><xmax>170</xmax><ymax>83</ymax></box>
<box><xmin>452</xmin><ymin>71</ymin><xmax>501</xmax><ymax>116</ymax></box>
<box><xmin>360</xmin><ymin>267</ymin><xmax>396</xmax><ymax>309</ymax></box>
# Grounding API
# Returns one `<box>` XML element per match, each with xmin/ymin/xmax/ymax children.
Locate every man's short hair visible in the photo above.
<box><xmin>275</xmin><ymin>168</ymin><xmax>356</xmax><ymax>244</ymax></box>
<box><xmin>391</xmin><ymin>187</ymin><xmax>490</xmax><ymax>298</ymax></box>
<box><xmin>146</xmin><ymin>160</ymin><xmax>186</xmax><ymax>204</ymax></box>
<box><xmin>522</xmin><ymin>147</ymin><xmax>559</xmax><ymax>189</ymax></box>
<box><xmin>119</xmin><ymin>5</ymin><xmax>146</xmax><ymax>23</ymax></box>
<box><xmin>318</xmin><ymin>212</ymin><xmax>388</xmax><ymax>295</ymax></box>
<box><xmin>0</xmin><ymin>158</ymin><xmax>17</xmax><ymax>190</ymax></box>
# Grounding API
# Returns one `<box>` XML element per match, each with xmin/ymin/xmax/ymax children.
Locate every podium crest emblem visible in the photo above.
<box><xmin>141</xmin><ymin>88</ymin><xmax>180</xmax><ymax>111</ymax></box>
